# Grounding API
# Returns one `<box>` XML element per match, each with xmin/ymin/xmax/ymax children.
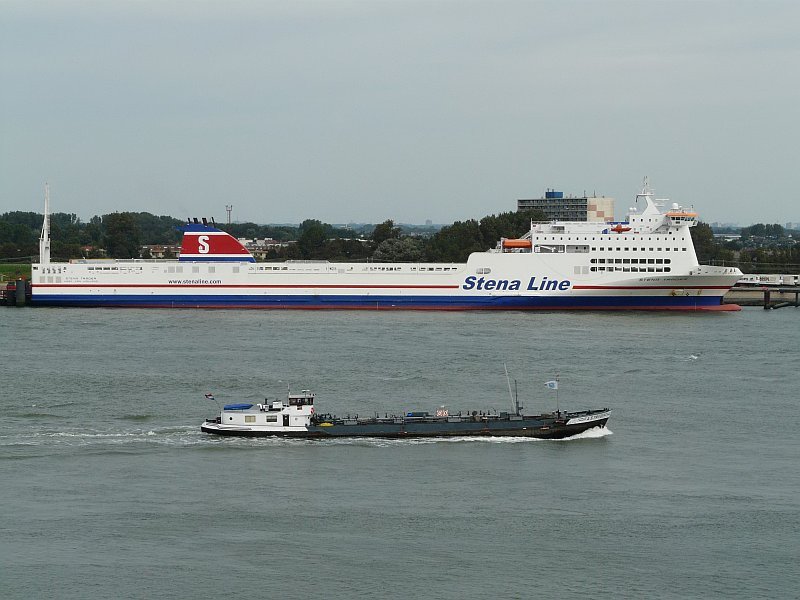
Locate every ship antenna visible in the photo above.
<box><xmin>504</xmin><ymin>363</ymin><xmax>516</xmax><ymax>414</ymax></box>
<box><xmin>556</xmin><ymin>372</ymin><xmax>560</xmax><ymax>415</ymax></box>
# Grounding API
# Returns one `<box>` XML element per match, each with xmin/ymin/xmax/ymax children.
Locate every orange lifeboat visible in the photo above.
<box><xmin>610</xmin><ymin>224</ymin><xmax>632</xmax><ymax>233</ymax></box>
<box><xmin>502</xmin><ymin>239</ymin><xmax>533</xmax><ymax>249</ymax></box>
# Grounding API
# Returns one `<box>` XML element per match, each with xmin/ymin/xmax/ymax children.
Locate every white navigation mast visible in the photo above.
<box><xmin>39</xmin><ymin>183</ymin><xmax>51</xmax><ymax>264</ymax></box>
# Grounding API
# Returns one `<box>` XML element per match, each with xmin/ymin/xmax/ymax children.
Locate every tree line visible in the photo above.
<box><xmin>690</xmin><ymin>223</ymin><xmax>800</xmax><ymax>274</ymax></box>
<box><xmin>0</xmin><ymin>209</ymin><xmax>547</xmax><ymax>263</ymax></box>
<box><xmin>2</xmin><ymin>209</ymin><xmax>797</xmax><ymax>273</ymax></box>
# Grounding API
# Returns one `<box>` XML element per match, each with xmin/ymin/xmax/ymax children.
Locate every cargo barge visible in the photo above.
<box><xmin>200</xmin><ymin>390</ymin><xmax>611</xmax><ymax>440</ymax></box>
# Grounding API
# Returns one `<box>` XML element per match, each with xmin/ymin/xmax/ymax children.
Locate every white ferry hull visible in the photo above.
<box><xmin>31</xmin><ymin>181</ymin><xmax>743</xmax><ymax>311</ymax></box>
<box><xmin>30</xmin><ymin>267</ymin><xmax>740</xmax><ymax>310</ymax></box>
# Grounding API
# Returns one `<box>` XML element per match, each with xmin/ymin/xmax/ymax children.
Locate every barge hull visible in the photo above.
<box><xmin>200</xmin><ymin>416</ymin><xmax>609</xmax><ymax>440</ymax></box>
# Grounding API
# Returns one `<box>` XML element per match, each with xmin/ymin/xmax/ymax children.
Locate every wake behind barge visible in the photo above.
<box><xmin>201</xmin><ymin>390</ymin><xmax>611</xmax><ymax>440</ymax></box>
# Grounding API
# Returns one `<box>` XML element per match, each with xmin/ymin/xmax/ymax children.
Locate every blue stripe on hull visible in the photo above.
<box><xmin>31</xmin><ymin>293</ymin><xmax>729</xmax><ymax>310</ymax></box>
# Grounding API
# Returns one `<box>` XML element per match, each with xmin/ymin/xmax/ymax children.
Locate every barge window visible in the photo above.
<box><xmin>266</xmin><ymin>415</ymin><xmax>278</xmax><ymax>422</ymax></box>
<box><xmin>245</xmin><ymin>416</ymin><xmax>256</xmax><ymax>424</ymax></box>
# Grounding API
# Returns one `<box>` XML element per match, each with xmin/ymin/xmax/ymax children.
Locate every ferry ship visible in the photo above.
<box><xmin>31</xmin><ymin>181</ymin><xmax>742</xmax><ymax>310</ymax></box>
<box><xmin>200</xmin><ymin>389</ymin><xmax>611</xmax><ymax>440</ymax></box>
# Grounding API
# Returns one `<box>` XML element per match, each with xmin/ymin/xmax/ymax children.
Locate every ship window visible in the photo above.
<box><xmin>665</xmin><ymin>259</ymin><xmax>671</xmax><ymax>264</ymax></box>
<box><xmin>683</xmin><ymin>248</ymin><xmax>687</xmax><ymax>251</ymax></box>
<box><xmin>245</xmin><ymin>416</ymin><xmax>256</xmax><ymax>424</ymax></box>
<box><xmin>656</xmin><ymin>259</ymin><xmax>663</xmax><ymax>264</ymax></box>
<box><xmin>534</xmin><ymin>245</ymin><xmax>565</xmax><ymax>254</ymax></box>
<box><xmin>665</xmin><ymin>267</ymin><xmax>671</xmax><ymax>272</ymax></box>
<box><xmin>192</xmin><ymin>266</ymin><xmax>200</xmax><ymax>273</ymax></box>
<box><xmin>266</xmin><ymin>415</ymin><xmax>278</xmax><ymax>422</ymax></box>
<box><xmin>623</xmin><ymin>259</ymin><xmax>630</xmax><ymax>264</ymax></box>
<box><xmin>615</xmin><ymin>259</ymin><xmax>622</xmax><ymax>264</ymax></box>
<box><xmin>208</xmin><ymin>267</ymin><xmax>216</xmax><ymax>273</ymax></box>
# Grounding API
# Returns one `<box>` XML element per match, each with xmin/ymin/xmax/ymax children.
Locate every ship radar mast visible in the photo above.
<box><xmin>39</xmin><ymin>183</ymin><xmax>51</xmax><ymax>264</ymax></box>
<box><xmin>636</xmin><ymin>176</ymin><xmax>653</xmax><ymax>202</ymax></box>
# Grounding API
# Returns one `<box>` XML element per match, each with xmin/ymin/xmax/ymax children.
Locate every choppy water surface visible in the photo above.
<box><xmin>2</xmin><ymin>308</ymin><xmax>798</xmax><ymax>599</ymax></box>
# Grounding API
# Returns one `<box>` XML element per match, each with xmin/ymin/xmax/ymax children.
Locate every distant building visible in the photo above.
<box><xmin>517</xmin><ymin>190</ymin><xmax>614</xmax><ymax>222</ymax></box>
<box><xmin>238</xmin><ymin>238</ymin><xmax>293</xmax><ymax>261</ymax></box>
<box><xmin>140</xmin><ymin>245</ymin><xmax>179</xmax><ymax>259</ymax></box>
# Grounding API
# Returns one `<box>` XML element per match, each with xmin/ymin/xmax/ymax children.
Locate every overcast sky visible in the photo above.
<box><xmin>2</xmin><ymin>0</ymin><xmax>798</xmax><ymax>226</ymax></box>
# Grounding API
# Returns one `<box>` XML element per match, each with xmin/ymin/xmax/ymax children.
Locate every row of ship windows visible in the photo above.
<box><xmin>86</xmin><ymin>265</ymin><xmax>226</xmax><ymax>274</ymax></box>
<box><xmin>83</xmin><ymin>264</ymin><xmax>461</xmax><ymax>275</ymax></box>
<box><xmin>592</xmin><ymin>267</ymin><xmax>671</xmax><ymax>272</ymax></box>
<box><xmin>591</xmin><ymin>258</ymin><xmax>672</xmax><ymax>264</ymax></box>
<box><xmin>244</xmin><ymin>415</ymin><xmax>278</xmax><ymax>423</ymax></box>
<box><xmin>536</xmin><ymin>245</ymin><xmax>686</xmax><ymax>254</ymax></box>
<box><xmin>255</xmin><ymin>265</ymin><xmax>459</xmax><ymax>272</ymax></box>
<box><xmin>258</xmin><ymin>265</ymin><xmax>458</xmax><ymax>272</ymax></box>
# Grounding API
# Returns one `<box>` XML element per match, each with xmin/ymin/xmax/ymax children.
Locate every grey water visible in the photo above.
<box><xmin>1</xmin><ymin>307</ymin><xmax>798</xmax><ymax>599</ymax></box>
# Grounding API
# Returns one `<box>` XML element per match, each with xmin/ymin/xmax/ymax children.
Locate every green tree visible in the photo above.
<box><xmin>424</xmin><ymin>219</ymin><xmax>484</xmax><ymax>262</ymax></box>
<box><xmin>297</xmin><ymin>219</ymin><xmax>328</xmax><ymax>259</ymax></box>
<box><xmin>423</xmin><ymin>209</ymin><xmax>546</xmax><ymax>262</ymax></box>
<box><xmin>372</xmin><ymin>219</ymin><xmax>400</xmax><ymax>245</ymax></box>
<box><xmin>690</xmin><ymin>222</ymin><xmax>717</xmax><ymax>262</ymax></box>
<box><xmin>104</xmin><ymin>212</ymin><xmax>141</xmax><ymax>258</ymax></box>
<box><xmin>373</xmin><ymin>238</ymin><xmax>425</xmax><ymax>262</ymax></box>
